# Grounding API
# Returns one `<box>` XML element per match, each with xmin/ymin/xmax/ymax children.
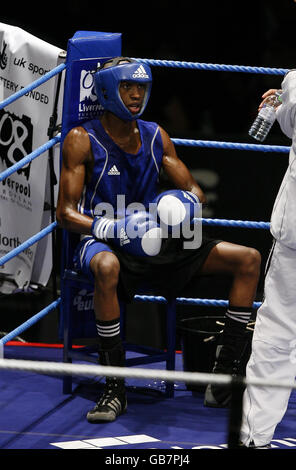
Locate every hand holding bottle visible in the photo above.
<box><xmin>249</xmin><ymin>89</ymin><xmax>282</xmax><ymax>142</ymax></box>
<box><xmin>258</xmin><ymin>89</ymin><xmax>282</xmax><ymax>111</ymax></box>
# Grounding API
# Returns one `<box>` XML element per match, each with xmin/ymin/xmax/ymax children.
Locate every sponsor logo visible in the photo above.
<box><xmin>13</xmin><ymin>56</ymin><xmax>50</xmax><ymax>76</ymax></box>
<box><xmin>0</xmin><ymin>109</ymin><xmax>33</xmax><ymax>180</ymax></box>
<box><xmin>73</xmin><ymin>289</ymin><xmax>94</xmax><ymax>312</ymax></box>
<box><xmin>132</xmin><ymin>65</ymin><xmax>149</xmax><ymax>79</ymax></box>
<box><xmin>119</xmin><ymin>227</ymin><xmax>130</xmax><ymax>246</ymax></box>
<box><xmin>0</xmin><ymin>41</ymin><xmax>8</xmax><ymax>70</ymax></box>
<box><xmin>0</xmin><ymin>232</ymin><xmax>33</xmax><ymax>260</ymax></box>
<box><xmin>108</xmin><ymin>165</ymin><xmax>120</xmax><ymax>175</ymax></box>
<box><xmin>182</xmin><ymin>190</ymin><xmax>198</xmax><ymax>203</ymax></box>
<box><xmin>78</xmin><ymin>69</ymin><xmax>103</xmax><ymax>120</ymax></box>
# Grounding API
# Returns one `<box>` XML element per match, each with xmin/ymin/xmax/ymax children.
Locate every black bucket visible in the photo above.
<box><xmin>178</xmin><ymin>316</ymin><xmax>225</xmax><ymax>393</ymax></box>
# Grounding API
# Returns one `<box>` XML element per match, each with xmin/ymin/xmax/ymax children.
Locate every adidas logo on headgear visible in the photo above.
<box><xmin>132</xmin><ymin>65</ymin><xmax>149</xmax><ymax>79</ymax></box>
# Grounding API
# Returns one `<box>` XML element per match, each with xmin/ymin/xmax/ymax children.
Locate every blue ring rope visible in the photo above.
<box><xmin>0</xmin><ymin>293</ymin><xmax>261</xmax><ymax>349</ymax></box>
<box><xmin>0</xmin><ymin>298</ymin><xmax>61</xmax><ymax>346</ymax></box>
<box><xmin>134</xmin><ymin>295</ymin><xmax>262</xmax><ymax>309</ymax></box>
<box><xmin>135</xmin><ymin>58</ymin><xmax>289</xmax><ymax>75</ymax></box>
<box><xmin>0</xmin><ymin>136</ymin><xmax>289</xmax><ymax>185</ymax></box>
<box><xmin>0</xmin><ymin>217</ymin><xmax>270</xmax><ymax>271</ymax></box>
<box><xmin>0</xmin><ymin>222</ymin><xmax>57</xmax><ymax>267</ymax></box>
<box><xmin>0</xmin><ymin>63</ymin><xmax>66</xmax><ymax>111</ymax></box>
<box><xmin>199</xmin><ymin>218</ymin><xmax>270</xmax><ymax>229</ymax></box>
<box><xmin>176</xmin><ymin>297</ymin><xmax>262</xmax><ymax>309</ymax></box>
<box><xmin>172</xmin><ymin>139</ymin><xmax>290</xmax><ymax>154</ymax></box>
<box><xmin>0</xmin><ymin>134</ymin><xmax>61</xmax><ymax>182</ymax></box>
<box><xmin>0</xmin><ymin>136</ymin><xmax>289</xmax><ymax>184</ymax></box>
<box><xmin>0</xmin><ymin>58</ymin><xmax>289</xmax><ymax>115</ymax></box>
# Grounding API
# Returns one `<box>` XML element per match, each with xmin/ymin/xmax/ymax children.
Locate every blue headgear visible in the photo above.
<box><xmin>94</xmin><ymin>57</ymin><xmax>152</xmax><ymax>121</ymax></box>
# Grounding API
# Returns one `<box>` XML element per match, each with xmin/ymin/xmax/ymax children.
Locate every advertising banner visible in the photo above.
<box><xmin>0</xmin><ymin>23</ymin><xmax>64</xmax><ymax>293</ymax></box>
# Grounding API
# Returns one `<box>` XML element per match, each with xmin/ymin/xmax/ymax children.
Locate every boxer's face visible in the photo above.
<box><xmin>119</xmin><ymin>81</ymin><xmax>147</xmax><ymax>117</ymax></box>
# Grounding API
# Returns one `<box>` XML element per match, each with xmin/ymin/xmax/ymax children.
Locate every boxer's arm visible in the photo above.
<box><xmin>159</xmin><ymin>127</ymin><xmax>206</xmax><ymax>203</ymax></box>
<box><xmin>56</xmin><ymin>127</ymin><xmax>94</xmax><ymax>234</ymax></box>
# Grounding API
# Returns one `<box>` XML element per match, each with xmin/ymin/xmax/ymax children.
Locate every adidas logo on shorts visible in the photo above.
<box><xmin>108</xmin><ymin>165</ymin><xmax>120</xmax><ymax>175</ymax></box>
<box><xmin>132</xmin><ymin>65</ymin><xmax>149</xmax><ymax>79</ymax></box>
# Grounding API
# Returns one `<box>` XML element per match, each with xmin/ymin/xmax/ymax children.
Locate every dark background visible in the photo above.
<box><xmin>1</xmin><ymin>0</ymin><xmax>295</xmax><ymax>345</ymax></box>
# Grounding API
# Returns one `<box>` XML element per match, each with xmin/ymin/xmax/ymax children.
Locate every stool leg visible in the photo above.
<box><xmin>165</xmin><ymin>299</ymin><xmax>176</xmax><ymax>398</ymax></box>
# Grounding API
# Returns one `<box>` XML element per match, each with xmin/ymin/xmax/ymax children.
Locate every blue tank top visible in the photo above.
<box><xmin>79</xmin><ymin>119</ymin><xmax>163</xmax><ymax>218</ymax></box>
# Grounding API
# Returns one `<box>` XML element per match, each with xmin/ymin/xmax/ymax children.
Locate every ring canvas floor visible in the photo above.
<box><xmin>0</xmin><ymin>344</ymin><xmax>296</xmax><ymax>451</ymax></box>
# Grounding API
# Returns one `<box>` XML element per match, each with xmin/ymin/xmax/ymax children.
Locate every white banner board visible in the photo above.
<box><xmin>0</xmin><ymin>23</ymin><xmax>64</xmax><ymax>293</ymax></box>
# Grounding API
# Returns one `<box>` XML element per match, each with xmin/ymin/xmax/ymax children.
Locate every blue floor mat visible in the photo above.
<box><xmin>0</xmin><ymin>344</ymin><xmax>296</xmax><ymax>451</ymax></box>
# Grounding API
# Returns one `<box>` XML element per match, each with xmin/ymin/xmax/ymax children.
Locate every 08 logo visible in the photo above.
<box><xmin>0</xmin><ymin>109</ymin><xmax>33</xmax><ymax>180</ymax></box>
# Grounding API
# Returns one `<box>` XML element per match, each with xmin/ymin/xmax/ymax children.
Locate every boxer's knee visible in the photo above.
<box><xmin>91</xmin><ymin>251</ymin><xmax>120</xmax><ymax>291</ymax></box>
<box><xmin>237</xmin><ymin>247</ymin><xmax>261</xmax><ymax>278</ymax></box>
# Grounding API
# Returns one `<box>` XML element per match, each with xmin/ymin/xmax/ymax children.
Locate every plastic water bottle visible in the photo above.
<box><xmin>248</xmin><ymin>91</ymin><xmax>282</xmax><ymax>142</ymax></box>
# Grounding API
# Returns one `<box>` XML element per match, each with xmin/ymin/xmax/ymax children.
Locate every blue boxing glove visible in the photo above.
<box><xmin>152</xmin><ymin>190</ymin><xmax>200</xmax><ymax>234</ymax></box>
<box><xmin>91</xmin><ymin>211</ymin><xmax>163</xmax><ymax>257</ymax></box>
